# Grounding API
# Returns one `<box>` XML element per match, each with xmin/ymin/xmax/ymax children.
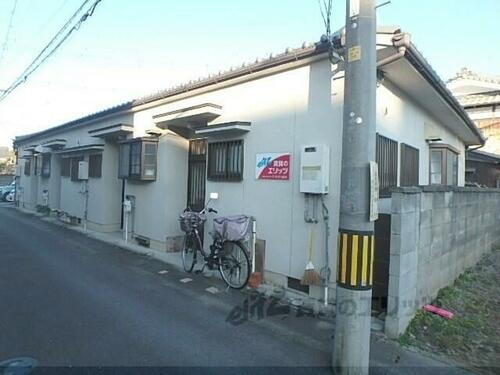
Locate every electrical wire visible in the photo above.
<box><xmin>0</xmin><ymin>0</ymin><xmax>102</xmax><ymax>103</ymax></box>
<box><xmin>318</xmin><ymin>0</ymin><xmax>340</xmax><ymax>65</ymax></box>
<box><xmin>0</xmin><ymin>0</ymin><xmax>19</xmax><ymax>67</ymax></box>
<box><xmin>318</xmin><ymin>0</ymin><xmax>332</xmax><ymax>37</ymax></box>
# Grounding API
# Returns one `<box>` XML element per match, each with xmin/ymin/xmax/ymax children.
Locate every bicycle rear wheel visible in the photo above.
<box><xmin>219</xmin><ymin>241</ymin><xmax>251</xmax><ymax>289</ymax></box>
<box><xmin>182</xmin><ymin>235</ymin><xmax>196</xmax><ymax>273</ymax></box>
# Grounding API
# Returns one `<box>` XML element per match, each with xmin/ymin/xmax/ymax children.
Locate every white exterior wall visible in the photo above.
<box><xmin>126</xmin><ymin>58</ymin><xmax>342</xmax><ymax>296</ymax></box>
<box><xmin>377</xmin><ymin>81</ymin><xmax>466</xmax><ymax>188</ymax></box>
<box><xmin>124</xmin><ymin>133</ymin><xmax>188</xmax><ymax>247</ymax></box>
<box><xmin>17</xmin><ymin>113</ymin><xmax>132</xmax><ymax>230</ymax></box>
<box><xmin>14</xmin><ymin>55</ymin><xmax>473</xmax><ymax>294</ymax></box>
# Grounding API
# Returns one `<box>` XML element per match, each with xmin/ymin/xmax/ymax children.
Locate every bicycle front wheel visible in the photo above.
<box><xmin>182</xmin><ymin>235</ymin><xmax>196</xmax><ymax>273</ymax></box>
<box><xmin>219</xmin><ymin>241</ymin><xmax>251</xmax><ymax>289</ymax></box>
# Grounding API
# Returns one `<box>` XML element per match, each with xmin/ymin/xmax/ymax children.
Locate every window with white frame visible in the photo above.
<box><xmin>429</xmin><ymin>144</ymin><xmax>459</xmax><ymax>186</ymax></box>
<box><xmin>118</xmin><ymin>139</ymin><xmax>158</xmax><ymax>180</ymax></box>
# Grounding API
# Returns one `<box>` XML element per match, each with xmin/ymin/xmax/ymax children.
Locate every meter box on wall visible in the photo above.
<box><xmin>78</xmin><ymin>161</ymin><xmax>89</xmax><ymax>180</ymax></box>
<box><xmin>300</xmin><ymin>144</ymin><xmax>330</xmax><ymax>194</ymax></box>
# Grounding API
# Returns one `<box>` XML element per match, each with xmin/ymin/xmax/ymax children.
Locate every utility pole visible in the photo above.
<box><xmin>333</xmin><ymin>0</ymin><xmax>377</xmax><ymax>374</ymax></box>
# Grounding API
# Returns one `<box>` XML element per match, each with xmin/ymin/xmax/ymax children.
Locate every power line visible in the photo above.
<box><xmin>0</xmin><ymin>0</ymin><xmax>102</xmax><ymax>103</ymax></box>
<box><xmin>0</xmin><ymin>0</ymin><xmax>19</xmax><ymax>67</ymax></box>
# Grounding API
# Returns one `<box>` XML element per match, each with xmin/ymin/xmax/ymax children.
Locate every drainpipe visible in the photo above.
<box><xmin>377</xmin><ymin>32</ymin><xmax>411</xmax><ymax>67</ymax></box>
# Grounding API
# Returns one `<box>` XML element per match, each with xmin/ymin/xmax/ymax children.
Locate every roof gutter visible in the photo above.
<box><xmin>377</xmin><ymin>32</ymin><xmax>411</xmax><ymax>67</ymax></box>
<box><xmin>374</xmin><ymin>30</ymin><xmax>485</xmax><ymax>146</ymax></box>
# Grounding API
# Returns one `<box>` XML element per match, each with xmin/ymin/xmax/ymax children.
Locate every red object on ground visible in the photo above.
<box><xmin>248</xmin><ymin>272</ymin><xmax>262</xmax><ymax>288</ymax></box>
<box><xmin>423</xmin><ymin>304</ymin><xmax>454</xmax><ymax>319</ymax></box>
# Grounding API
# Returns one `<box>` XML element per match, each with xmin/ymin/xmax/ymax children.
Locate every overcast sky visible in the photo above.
<box><xmin>0</xmin><ymin>0</ymin><xmax>498</xmax><ymax>148</ymax></box>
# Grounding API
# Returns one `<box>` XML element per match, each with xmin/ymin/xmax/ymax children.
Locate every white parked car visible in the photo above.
<box><xmin>5</xmin><ymin>189</ymin><xmax>15</xmax><ymax>202</ymax></box>
<box><xmin>0</xmin><ymin>181</ymin><xmax>15</xmax><ymax>201</ymax></box>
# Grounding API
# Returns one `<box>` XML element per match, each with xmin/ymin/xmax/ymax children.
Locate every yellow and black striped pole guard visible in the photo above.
<box><xmin>337</xmin><ymin>229</ymin><xmax>375</xmax><ymax>290</ymax></box>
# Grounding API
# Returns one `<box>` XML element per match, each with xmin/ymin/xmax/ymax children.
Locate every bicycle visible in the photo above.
<box><xmin>179</xmin><ymin>201</ymin><xmax>251</xmax><ymax>289</ymax></box>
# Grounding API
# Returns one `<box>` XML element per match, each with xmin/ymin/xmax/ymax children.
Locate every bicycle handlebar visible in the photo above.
<box><xmin>184</xmin><ymin>199</ymin><xmax>217</xmax><ymax>215</ymax></box>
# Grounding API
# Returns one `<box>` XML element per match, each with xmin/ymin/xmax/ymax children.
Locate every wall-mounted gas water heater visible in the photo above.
<box><xmin>299</xmin><ymin>144</ymin><xmax>330</xmax><ymax>194</ymax></box>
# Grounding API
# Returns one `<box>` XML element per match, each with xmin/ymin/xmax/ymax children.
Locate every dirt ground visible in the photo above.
<box><xmin>399</xmin><ymin>248</ymin><xmax>500</xmax><ymax>375</ymax></box>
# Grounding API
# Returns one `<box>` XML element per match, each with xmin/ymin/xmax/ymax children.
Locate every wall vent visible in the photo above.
<box><xmin>287</xmin><ymin>277</ymin><xmax>309</xmax><ymax>294</ymax></box>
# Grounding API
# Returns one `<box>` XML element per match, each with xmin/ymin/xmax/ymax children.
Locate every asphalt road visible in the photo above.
<box><xmin>0</xmin><ymin>206</ymin><xmax>331</xmax><ymax>374</ymax></box>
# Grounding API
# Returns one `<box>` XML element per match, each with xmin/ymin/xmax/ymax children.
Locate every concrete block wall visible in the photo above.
<box><xmin>385</xmin><ymin>186</ymin><xmax>500</xmax><ymax>338</ymax></box>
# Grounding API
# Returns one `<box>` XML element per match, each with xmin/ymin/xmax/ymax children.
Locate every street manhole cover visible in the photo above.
<box><xmin>0</xmin><ymin>357</ymin><xmax>38</xmax><ymax>375</ymax></box>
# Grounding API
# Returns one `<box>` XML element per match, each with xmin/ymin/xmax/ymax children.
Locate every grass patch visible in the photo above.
<box><xmin>399</xmin><ymin>249</ymin><xmax>500</xmax><ymax>374</ymax></box>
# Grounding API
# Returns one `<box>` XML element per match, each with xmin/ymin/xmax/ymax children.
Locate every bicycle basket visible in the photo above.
<box><xmin>213</xmin><ymin>215</ymin><xmax>251</xmax><ymax>242</ymax></box>
<box><xmin>179</xmin><ymin>211</ymin><xmax>206</xmax><ymax>233</ymax></box>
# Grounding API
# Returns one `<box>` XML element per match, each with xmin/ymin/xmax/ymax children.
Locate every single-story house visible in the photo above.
<box><xmin>465</xmin><ymin>149</ymin><xmax>500</xmax><ymax>188</ymax></box>
<box><xmin>14</xmin><ymin>26</ymin><xmax>484</xmax><ymax>302</ymax></box>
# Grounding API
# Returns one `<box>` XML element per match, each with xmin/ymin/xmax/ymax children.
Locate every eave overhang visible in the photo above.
<box><xmin>153</xmin><ymin>103</ymin><xmax>222</xmax><ymax>129</ymax></box>
<box><xmin>377</xmin><ymin>43</ymin><xmax>485</xmax><ymax>146</ymax></box>
<box><xmin>53</xmin><ymin>144</ymin><xmax>105</xmax><ymax>154</ymax></box>
<box><xmin>88</xmin><ymin>123</ymin><xmax>134</xmax><ymax>139</ymax></box>
<box><xmin>42</xmin><ymin>138</ymin><xmax>67</xmax><ymax>149</ymax></box>
<box><xmin>194</xmin><ymin>121</ymin><xmax>251</xmax><ymax>137</ymax></box>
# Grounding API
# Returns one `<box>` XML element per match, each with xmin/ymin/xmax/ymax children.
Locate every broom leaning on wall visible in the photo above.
<box><xmin>301</xmin><ymin>226</ymin><xmax>322</xmax><ymax>286</ymax></box>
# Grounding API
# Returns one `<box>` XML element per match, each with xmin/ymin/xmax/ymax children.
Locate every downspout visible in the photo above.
<box><xmin>377</xmin><ymin>32</ymin><xmax>411</xmax><ymax>67</ymax></box>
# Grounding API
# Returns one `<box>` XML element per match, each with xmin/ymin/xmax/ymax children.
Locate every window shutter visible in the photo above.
<box><xmin>89</xmin><ymin>154</ymin><xmax>102</xmax><ymax>178</ymax></box>
<box><xmin>61</xmin><ymin>158</ymin><xmax>71</xmax><ymax>177</ymax></box>
<box><xmin>400</xmin><ymin>144</ymin><xmax>419</xmax><ymax>187</ymax></box>
<box><xmin>376</xmin><ymin>134</ymin><xmax>398</xmax><ymax>197</ymax></box>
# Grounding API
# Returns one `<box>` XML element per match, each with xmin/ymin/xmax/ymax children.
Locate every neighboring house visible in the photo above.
<box><xmin>447</xmin><ymin>68</ymin><xmax>500</xmax><ymax>186</ymax></box>
<box><xmin>0</xmin><ymin>147</ymin><xmax>16</xmax><ymax>175</ymax></box>
<box><xmin>14</xmin><ymin>26</ymin><xmax>484</xmax><ymax>301</ymax></box>
<box><xmin>447</xmin><ymin>69</ymin><xmax>500</xmax><ymax>151</ymax></box>
<box><xmin>465</xmin><ymin>149</ymin><xmax>500</xmax><ymax>188</ymax></box>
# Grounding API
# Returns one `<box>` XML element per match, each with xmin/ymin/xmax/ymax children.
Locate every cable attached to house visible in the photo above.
<box><xmin>319</xmin><ymin>195</ymin><xmax>331</xmax><ymax>306</ymax></box>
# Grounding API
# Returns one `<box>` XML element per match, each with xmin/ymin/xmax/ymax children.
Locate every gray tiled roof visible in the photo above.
<box><xmin>15</xmin><ymin>42</ymin><xmax>324</xmax><ymax>144</ymax></box>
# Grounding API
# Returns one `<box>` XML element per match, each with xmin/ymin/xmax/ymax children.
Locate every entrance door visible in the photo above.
<box><xmin>187</xmin><ymin>139</ymin><xmax>207</xmax><ymax>212</ymax></box>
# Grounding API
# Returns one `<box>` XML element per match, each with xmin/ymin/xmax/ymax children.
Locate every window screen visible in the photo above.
<box><xmin>207</xmin><ymin>140</ymin><xmax>243</xmax><ymax>181</ymax></box>
<box><xmin>429</xmin><ymin>146</ymin><xmax>459</xmax><ymax>186</ymax></box>
<box><xmin>447</xmin><ymin>150</ymin><xmax>458</xmax><ymax>186</ymax></box>
<box><xmin>376</xmin><ymin>134</ymin><xmax>398</xmax><ymax>197</ymax></box>
<box><xmin>400</xmin><ymin>144</ymin><xmax>419</xmax><ymax>187</ymax></box>
<box><xmin>430</xmin><ymin>150</ymin><xmax>443</xmax><ymax>184</ymax></box>
<box><xmin>143</xmin><ymin>142</ymin><xmax>157</xmax><ymax>178</ymax></box>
